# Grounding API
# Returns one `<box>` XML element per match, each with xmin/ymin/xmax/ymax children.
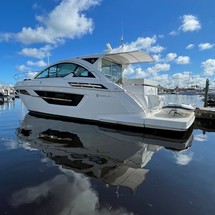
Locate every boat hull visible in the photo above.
<box><xmin>14</xmin><ymin>53</ymin><xmax>195</xmax><ymax>132</ymax></box>
<box><xmin>16</xmin><ymin>87</ymin><xmax>195</xmax><ymax>132</ymax></box>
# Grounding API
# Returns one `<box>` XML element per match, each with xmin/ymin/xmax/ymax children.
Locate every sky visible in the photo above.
<box><xmin>1</xmin><ymin>0</ymin><xmax>215</xmax><ymax>88</ymax></box>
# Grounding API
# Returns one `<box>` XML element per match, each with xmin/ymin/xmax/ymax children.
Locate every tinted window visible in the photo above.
<box><xmin>82</xmin><ymin>58</ymin><xmax>98</xmax><ymax>64</ymax></box>
<box><xmin>36</xmin><ymin>68</ymin><xmax>49</xmax><ymax>79</ymax></box>
<box><xmin>102</xmin><ymin>59</ymin><xmax>122</xmax><ymax>83</ymax></box>
<box><xmin>49</xmin><ymin>66</ymin><xmax>57</xmax><ymax>78</ymax></box>
<box><xmin>35</xmin><ymin>63</ymin><xmax>95</xmax><ymax>79</ymax></box>
<box><xmin>58</xmin><ymin>63</ymin><xmax>77</xmax><ymax>77</ymax></box>
<box><xmin>74</xmin><ymin>66</ymin><xmax>95</xmax><ymax>78</ymax></box>
<box><xmin>36</xmin><ymin>66</ymin><xmax>57</xmax><ymax>79</ymax></box>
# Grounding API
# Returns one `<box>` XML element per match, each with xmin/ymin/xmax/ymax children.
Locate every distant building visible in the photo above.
<box><xmin>0</xmin><ymin>86</ymin><xmax>16</xmax><ymax>101</ymax></box>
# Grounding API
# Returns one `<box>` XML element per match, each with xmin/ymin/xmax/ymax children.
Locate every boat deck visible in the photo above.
<box><xmin>145</xmin><ymin>110</ymin><xmax>195</xmax><ymax>131</ymax></box>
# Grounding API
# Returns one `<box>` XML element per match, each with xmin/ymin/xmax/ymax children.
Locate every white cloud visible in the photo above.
<box><xmin>198</xmin><ymin>43</ymin><xmax>214</xmax><ymax>50</ymax></box>
<box><xmin>123</xmin><ymin>63</ymin><xmax>170</xmax><ymax>79</ymax></box>
<box><xmin>172</xmin><ymin>72</ymin><xmax>190</xmax><ymax>80</ymax></box>
<box><xmin>152</xmin><ymin>74</ymin><xmax>170</xmax><ymax>86</ymax></box>
<box><xmin>19</xmin><ymin>141</ymin><xmax>38</xmax><ymax>151</ymax></box>
<box><xmin>188</xmin><ymin>74</ymin><xmax>206</xmax><ymax>87</ymax></box>
<box><xmin>127</xmin><ymin>36</ymin><xmax>157</xmax><ymax>51</ymax></box>
<box><xmin>153</xmin><ymin>53</ymin><xmax>177</xmax><ymax>63</ymax></box>
<box><xmin>171</xmin><ymin>72</ymin><xmax>208</xmax><ymax>88</ymax></box>
<box><xmin>186</xmin><ymin>44</ymin><xmax>195</xmax><ymax>49</ymax></box>
<box><xmin>159</xmin><ymin>73</ymin><xmax>206</xmax><ymax>88</ymax></box>
<box><xmin>110</xmin><ymin>36</ymin><xmax>164</xmax><ymax>53</ymax></box>
<box><xmin>165</xmin><ymin>53</ymin><xmax>177</xmax><ymax>62</ymax></box>
<box><xmin>16</xmin><ymin>65</ymin><xmax>30</xmax><ymax>72</ymax></box>
<box><xmin>19</xmin><ymin>48</ymin><xmax>43</xmax><ymax>58</ymax></box>
<box><xmin>125</xmin><ymin>68</ymin><xmax>208</xmax><ymax>89</ymax></box>
<box><xmin>19</xmin><ymin>45</ymin><xmax>53</xmax><ymax>59</ymax></box>
<box><xmin>172</xmin><ymin>72</ymin><xmax>190</xmax><ymax>88</ymax></box>
<box><xmin>158</xmin><ymin>34</ymin><xmax>164</xmax><ymax>39</ymax></box>
<box><xmin>202</xmin><ymin>59</ymin><xmax>215</xmax><ymax>76</ymax></box>
<box><xmin>16</xmin><ymin>27</ymin><xmax>55</xmax><ymax>44</ymax></box>
<box><xmin>1</xmin><ymin>138</ymin><xmax>19</xmax><ymax>150</ymax></box>
<box><xmin>169</xmin><ymin>31</ymin><xmax>178</xmax><ymax>36</ymax></box>
<box><xmin>146</xmin><ymin>63</ymin><xmax>170</xmax><ymax>75</ymax></box>
<box><xmin>175</xmin><ymin>56</ymin><xmax>190</xmax><ymax>64</ymax></box>
<box><xmin>3</xmin><ymin>0</ymin><xmax>101</xmax><ymax>45</ymax></box>
<box><xmin>27</xmin><ymin>60</ymin><xmax>47</xmax><ymax>67</ymax></box>
<box><xmin>148</xmin><ymin>45</ymin><xmax>165</xmax><ymax>53</ymax></box>
<box><xmin>19</xmin><ymin>48</ymin><xmax>46</xmax><ymax>59</ymax></box>
<box><xmin>10</xmin><ymin>173</ymin><xmax>131</xmax><ymax>215</ymax></box>
<box><xmin>179</xmin><ymin>14</ymin><xmax>201</xmax><ymax>32</ymax></box>
<box><xmin>0</xmin><ymin>32</ymin><xmax>14</xmax><ymax>42</ymax></box>
<box><xmin>174</xmin><ymin>151</ymin><xmax>193</xmax><ymax>165</ymax></box>
<box><xmin>194</xmin><ymin>133</ymin><xmax>207</xmax><ymax>142</ymax></box>
<box><xmin>152</xmin><ymin>54</ymin><xmax>161</xmax><ymax>62</ymax></box>
<box><xmin>124</xmin><ymin>65</ymin><xmax>149</xmax><ymax>79</ymax></box>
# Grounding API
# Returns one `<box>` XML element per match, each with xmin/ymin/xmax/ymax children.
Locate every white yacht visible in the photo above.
<box><xmin>14</xmin><ymin>50</ymin><xmax>195</xmax><ymax>132</ymax></box>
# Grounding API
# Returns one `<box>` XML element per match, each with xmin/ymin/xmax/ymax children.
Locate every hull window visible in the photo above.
<box><xmin>35</xmin><ymin>91</ymin><xmax>84</xmax><ymax>106</ymax></box>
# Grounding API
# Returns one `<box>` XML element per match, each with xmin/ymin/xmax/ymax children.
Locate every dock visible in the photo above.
<box><xmin>194</xmin><ymin>106</ymin><xmax>215</xmax><ymax>132</ymax></box>
<box><xmin>194</xmin><ymin>108</ymin><xmax>215</xmax><ymax>132</ymax></box>
<box><xmin>195</xmin><ymin>78</ymin><xmax>215</xmax><ymax>120</ymax></box>
<box><xmin>195</xmin><ymin>107</ymin><xmax>215</xmax><ymax>119</ymax></box>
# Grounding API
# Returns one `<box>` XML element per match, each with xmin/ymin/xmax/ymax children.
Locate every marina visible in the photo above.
<box><xmin>0</xmin><ymin>86</ymin><xmax>16</xmax><ymax>102</ymax></box>
<box><xmin>1</xmin><ymin>95</ymin><xmax>215</xmax><ymax>215</ymax></box>
<box><xmin>1</xmin><ymin>0</ymin><xmax>215</xmax><ymax>214</ymax></box>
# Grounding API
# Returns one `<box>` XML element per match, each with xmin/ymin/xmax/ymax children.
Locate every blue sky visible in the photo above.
<box><xmin>1</xmin><ymin>0</ymin><xmax>215</xmax><ymax>88</ymax></box>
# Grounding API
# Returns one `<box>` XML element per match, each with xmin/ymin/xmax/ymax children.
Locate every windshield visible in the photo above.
<box><xmin>35</xmin><ymin>63</ymin><xmax>95</xmax><ymax>79</ymax></box>
<box><xmin>101</xmin><ymin>59</ymin><xmax>122</xmax><ymax>84</ymax></box>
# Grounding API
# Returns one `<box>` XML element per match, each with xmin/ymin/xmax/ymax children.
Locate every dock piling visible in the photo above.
<box><xmin>204</xmin><ymin>78</ymin><xmax>209</xmax><ymax>107</ymax></box>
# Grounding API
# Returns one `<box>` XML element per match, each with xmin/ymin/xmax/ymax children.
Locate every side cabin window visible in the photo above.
<box><xmin>101</xmin><ymin>59</ymin><xmax>122</xmax><ymax>84</ymax></box>
<box><xmin>73</xmin><ymin>66</ymin><xmax>95</xmax><ymax>78</ymax></box>
<box><xmin>58</xmin><ymin>63</ymin><xmax>77</xmax><ymax>77</ymax></box>
<box><xmin>35</xmin><ymin>63</ymin><xmax>95</xmax><ymax>79</ymax></box>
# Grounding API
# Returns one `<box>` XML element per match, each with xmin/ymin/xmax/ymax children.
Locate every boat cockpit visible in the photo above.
<box><xmin>82</xmin><ymin>57</ymin><xmax>123</xmax><ymax>84</ymax></box>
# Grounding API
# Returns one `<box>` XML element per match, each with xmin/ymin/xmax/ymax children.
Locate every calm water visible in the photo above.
<box><xmin>1</xmin><ymin>95</ymin><xmax>215</xmax><ymax>215</ymax></box>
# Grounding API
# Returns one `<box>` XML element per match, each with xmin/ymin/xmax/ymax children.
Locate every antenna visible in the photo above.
<box><xmin>118</xmin><ymin>22</ymin><xmax>124</xmax><ymax>52</ymax></box>
<box><xmin>121</xmin><ymin>22</ymin><xmax>124</xmax><ymax>50</ymax></box>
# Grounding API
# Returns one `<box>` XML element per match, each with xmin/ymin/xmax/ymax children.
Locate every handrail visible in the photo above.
<box><xmin>14</xmin><ymin>72</ymin><xmax>39</xmax><ymax>81</ymax></box>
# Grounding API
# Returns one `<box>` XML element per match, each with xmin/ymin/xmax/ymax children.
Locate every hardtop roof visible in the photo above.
<box><xmin>80</xmin><ymin>50</ymin><xmax>154</xmax><ymax>65</ymax></box>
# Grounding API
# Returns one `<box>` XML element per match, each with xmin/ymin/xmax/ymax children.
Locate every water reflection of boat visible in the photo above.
<box><xmin>16</xmin><ymin>114</ymin><xmax>193</xmax><ymax>192</ymax></box>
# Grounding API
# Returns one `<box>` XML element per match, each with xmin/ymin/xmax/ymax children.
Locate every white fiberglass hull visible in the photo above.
<box><xmin>16</xmin><ymin>87</ymin><xmax>195</xmax><ymax>132</ymax></box>
<box><xmin>16</xmin><ymin>84</ymin><xmax>146</xmax><ymax>124</ymax></box>
<box><xmin>14</xmin><ymin>54</ymin><xmax>195</xmax><ymax>132</ymax></box>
